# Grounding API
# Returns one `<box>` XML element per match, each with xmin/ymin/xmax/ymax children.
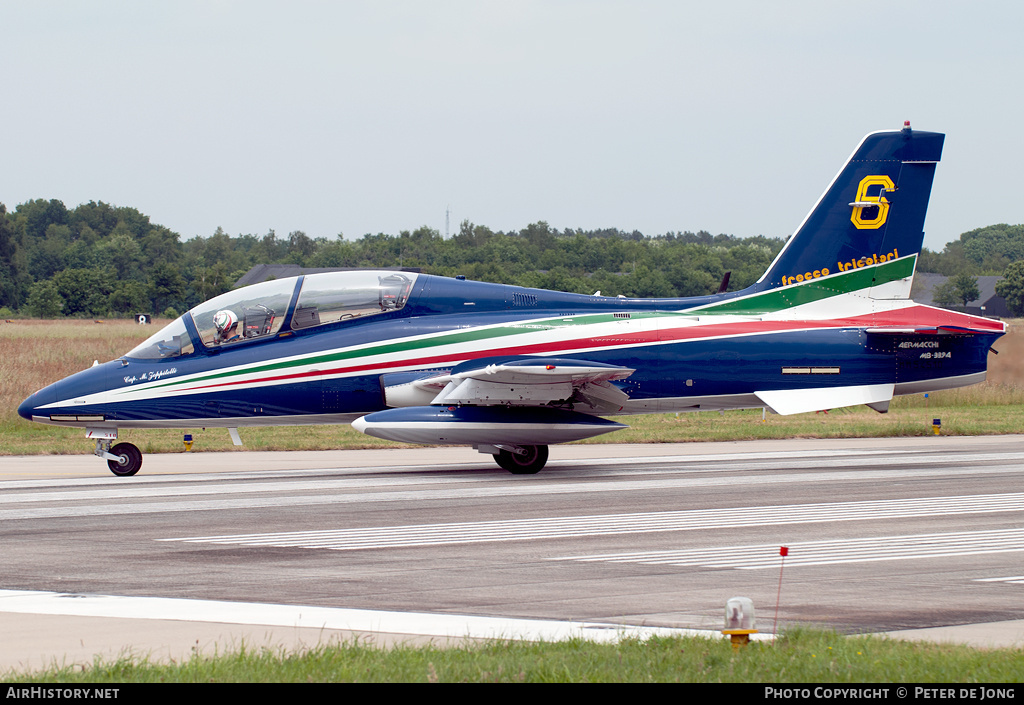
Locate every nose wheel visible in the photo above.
<box><xmin>106</xmin><ymin>442</ymin><xmax>143</xmax><ymax>476</ymax></box>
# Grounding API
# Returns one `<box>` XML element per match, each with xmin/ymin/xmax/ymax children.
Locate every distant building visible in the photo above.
<box><xmin>911</xmin><ymin>273</ymin><xmax>1010</xmax><ymax>317</ymax></box>
<box><xmin>235</xmin><ymin>265</ymin><xmax>421</xmax><ymax>289</ymax></box>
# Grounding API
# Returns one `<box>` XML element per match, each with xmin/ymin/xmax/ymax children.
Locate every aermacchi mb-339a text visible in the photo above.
<box><xmin>19</xmin><ymin>124</ymin><xmax>1006</xmax><ymax>476</ymax></box>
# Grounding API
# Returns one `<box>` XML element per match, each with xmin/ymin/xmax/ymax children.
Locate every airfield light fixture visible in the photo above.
<box><xmin>722</xmin><ymin>596</ymin><xmax>758</xmax><ymax>649</ymax></box>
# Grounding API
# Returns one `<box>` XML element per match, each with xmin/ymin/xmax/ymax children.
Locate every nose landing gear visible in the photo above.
<box><xmin>89</xmin><ymin>429</ymin><xmax>143</xmax><ymax>477</ymax></box>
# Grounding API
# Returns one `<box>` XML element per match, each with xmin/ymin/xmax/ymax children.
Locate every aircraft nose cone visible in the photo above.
<box><xmin>18</xmin><ymin>383</ymin><xmax>57</xmax><ymax>422</ymax></box>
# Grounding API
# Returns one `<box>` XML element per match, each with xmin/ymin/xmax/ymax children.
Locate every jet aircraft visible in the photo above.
<box><xmin>18</xmin><ymin>124</ymin><xmax>1006</xmax><ymax>476</ymax></box>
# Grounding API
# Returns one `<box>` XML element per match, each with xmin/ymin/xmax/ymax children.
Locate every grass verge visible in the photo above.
<box><xmin>4</xmin><ymin>629</ymin><xmax>1023</xmax><ymax>683</ymax></box>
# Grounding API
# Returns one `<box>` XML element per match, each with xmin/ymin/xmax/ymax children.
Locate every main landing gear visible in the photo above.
<box><xmin>90</xmin><ymin>430</ymin><xmax>143</xmax><ymax>477</ymax></box>
<box><xmin>492</xmin><ymin>444</ymin><xmax>549</xmax><ymax>474</ymax></box>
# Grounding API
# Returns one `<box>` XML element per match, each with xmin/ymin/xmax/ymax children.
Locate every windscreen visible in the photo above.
<box><xmin>125</xmin><ymin>316</ymin><xmax>195</xmax><ymax>359</ymax></box>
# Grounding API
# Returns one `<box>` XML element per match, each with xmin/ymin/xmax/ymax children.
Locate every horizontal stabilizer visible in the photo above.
<box><xmin>755</xmin><ymin>383</ymin><xmax>894</xmax><ymax>416</ymax></box>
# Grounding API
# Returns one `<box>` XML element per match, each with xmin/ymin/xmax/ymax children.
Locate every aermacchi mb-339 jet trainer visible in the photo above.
<box><xmin>19</xmin><ymin>124</ymin><xmax>1006</xmax><ymax>476</ymax></box>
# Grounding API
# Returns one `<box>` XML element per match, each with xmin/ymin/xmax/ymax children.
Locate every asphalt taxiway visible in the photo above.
<box><xmin>1</xmin><ymin>436</ymin><xmax>1023</xmax><ymax>672</ymax></box>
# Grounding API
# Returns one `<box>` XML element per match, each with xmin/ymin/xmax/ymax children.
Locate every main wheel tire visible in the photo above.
<box><xmin>494</xmin><ymin>445</ymin><xmax>548</xmax><ymax>474</ymax></box>
<box><xmin>107</xmin><ymin>442</ymin><xmax>143</xmax><ymax>477</ymax></box>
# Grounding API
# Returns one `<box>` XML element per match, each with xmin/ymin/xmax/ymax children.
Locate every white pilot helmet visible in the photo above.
<box><xmin>213</xmin><ymin>309</ymin><xmax>238</xmax><ymax>336</ymax></box>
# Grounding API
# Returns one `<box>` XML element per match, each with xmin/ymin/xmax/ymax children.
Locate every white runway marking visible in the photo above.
<box><xmin>974</xmin><ymin>576</ymin><xmax>1024</xmax><ymax>585</ymax></box>
<box><xmin>160</xmin><ymin>493</ymin><xmax>1024</xmax><ymax>551</ymax></box>
<box><xmin>0</xmin><ymin>589</ymin><xmax>718</xmax><ymax>643</ymax></box>
<box><xmin>551</xmin><ymin>528</ymin><xmax>1024</xmax><ymax>569</ymax></box>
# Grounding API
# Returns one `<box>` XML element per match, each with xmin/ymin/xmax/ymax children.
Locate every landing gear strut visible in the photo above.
<box><xmin>91</xmin><ymin>431</ymin><xmax>143</xmax><ymax>477</ymax></box>
<box><xmin>493</xmin><ymin>444</ymin><xmax>549</xmax><ymax>474</ymax></box>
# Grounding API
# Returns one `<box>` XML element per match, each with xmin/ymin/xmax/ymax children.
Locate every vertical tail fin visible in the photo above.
<box><xmin>757</xmin><ymin>124</ymin><xmax>944</xmax><ymax>300</ymax></box>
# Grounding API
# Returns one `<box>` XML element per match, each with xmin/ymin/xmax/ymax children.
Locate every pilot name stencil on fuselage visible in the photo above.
<box><xmin>123</xmin><ymin>368</ymin><xmax>178</xmax><ymax>385</ymax></box>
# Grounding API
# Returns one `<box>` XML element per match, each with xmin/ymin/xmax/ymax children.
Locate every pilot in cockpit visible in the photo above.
<box><xmin>213</xmin><ymin>309</ymin><xmax>241</xmax><ymax>343</ymax></box>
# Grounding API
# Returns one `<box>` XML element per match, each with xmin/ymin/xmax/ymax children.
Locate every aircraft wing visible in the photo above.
<box><xmin>384</xmin><ymin>357</ymin><xmax>634</xmax><ymax>414</ymax></box>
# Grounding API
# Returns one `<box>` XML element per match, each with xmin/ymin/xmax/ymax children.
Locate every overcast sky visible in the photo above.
<box><xmin>3</xmin><ymin>1</ymin><xmax>1022</xmax><ymax>252</ymax></box>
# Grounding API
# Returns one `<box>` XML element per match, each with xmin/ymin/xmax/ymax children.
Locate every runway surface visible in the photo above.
<box><xmin>2</xmin><ymin>435</ymin><xmax>1023</xmax><ymax>672</ymax></box>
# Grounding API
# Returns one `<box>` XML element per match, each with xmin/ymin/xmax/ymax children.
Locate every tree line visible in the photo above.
<box><xmin>1</xmin><ymin>198</ymin><xmax>1022</xmax><ymax>318</ymax></box>
<box><xmin>919</xmin><ymin>223</ymin><xmax>1024</xmax><ymax>315</ymax></box>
